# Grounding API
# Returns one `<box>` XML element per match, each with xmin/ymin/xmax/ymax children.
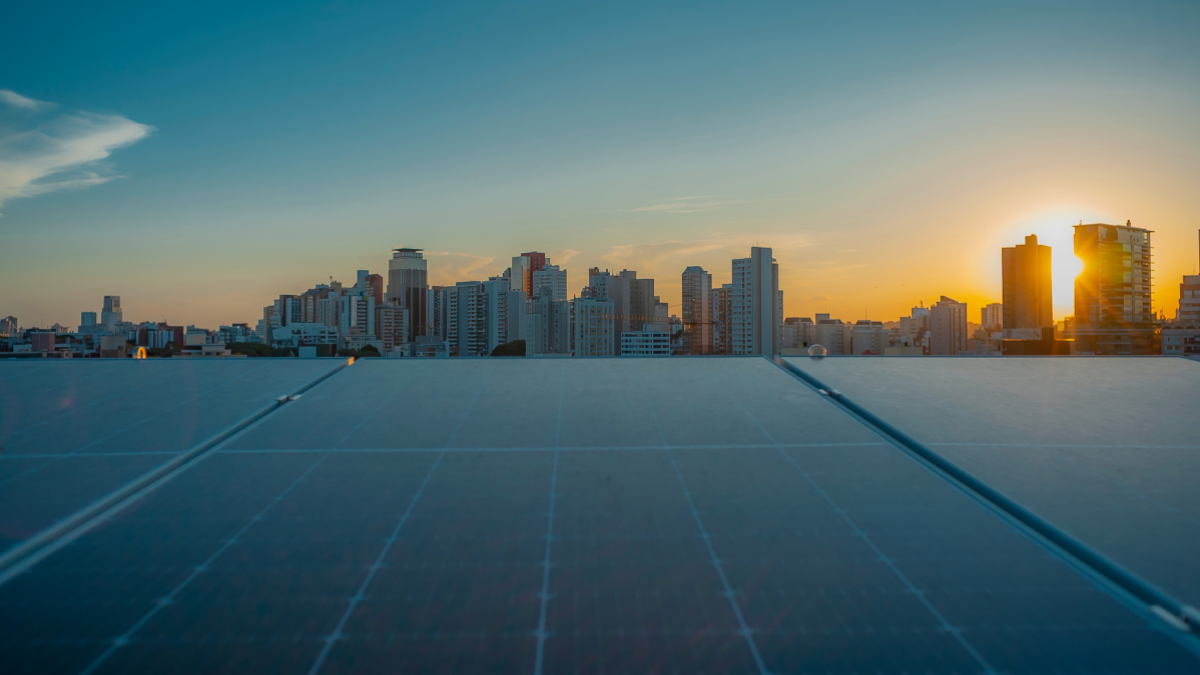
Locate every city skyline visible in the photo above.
<box><xmin>3</xmin><ymin>3</ymin><xmax>1200</xmax><ymax>328</ymax></box>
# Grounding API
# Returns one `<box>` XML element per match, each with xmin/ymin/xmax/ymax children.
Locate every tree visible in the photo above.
<box><xmin>359</xmin><ymin>344</ymin><xmax>382</xmax><ymax>357</ymax></box>
<box><xmin>230</xmin><ymin>342</ymin><xmax>274</xmax><ymax>357</ymax></box>
<box><xmin>490</xmin><ymin>340</ymin><xmax>526</xmax><ymax>357</ymax></box>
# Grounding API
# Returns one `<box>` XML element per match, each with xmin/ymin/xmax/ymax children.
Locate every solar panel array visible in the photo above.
<box><xmin>1</xmin><ymin>357</ymin><xmax>1198</xmax><ymax>674</ymax></box>
<box><xmin>792</xmin><ymin>356</ymin><xmax>1200</xmax><ymax>609</ymax></box>
<box><xmin>0</xmin><ymin>360</ymin><xmax>337</xmax><ymax>556</ymax></box>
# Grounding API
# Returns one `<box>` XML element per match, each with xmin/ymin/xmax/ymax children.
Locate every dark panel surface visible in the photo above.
<box><xmin>787</xmin><ymin>356</ymin><xmax>1200</xmax><ymax>608</ymax></box>
<box><xmin>0</xmin><ymin>358</ymin><xmax>1196</xmax><ymax>674</ymax></box>
<box><xmin>0</xmin><ymin>360</ymin><xmax>340</xmax><ymax>555</ymax></box>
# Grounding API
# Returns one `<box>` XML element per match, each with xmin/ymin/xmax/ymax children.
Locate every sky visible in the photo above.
<box><xmin>2</xmin><ymin>0</ymin><xmax>1199</xmax><ymax>329</ymax></box>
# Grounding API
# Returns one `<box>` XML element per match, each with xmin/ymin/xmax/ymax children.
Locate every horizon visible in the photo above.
<box><xmin>3</xmin><ymin>2</ymin><xmax>1200</xmax><ymax>328</ymax></box>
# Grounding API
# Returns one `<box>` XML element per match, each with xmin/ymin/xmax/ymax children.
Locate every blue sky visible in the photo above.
<box><xmin>3</xmin><ymin>1</ymin><xmax>1199</xmax><ymax>327</ymax></box>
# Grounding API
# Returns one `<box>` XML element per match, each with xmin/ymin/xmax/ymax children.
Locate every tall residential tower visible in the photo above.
<box><xmin>1002</xmin><ymin>234</ymin><xmax>1052</xmax><ymax>338</ymax></box>
<box><xmin>387</xmin><ymin>248</ymin><xmax>428</xmax><ymax>341</ymax></box>
<box><xmin>1070</xmin><ymin>221</ymin><xmax>1154</xmax><ymax>354</ymax></box>
<box><xmin>731</xmin><ymin>247</ymin><xmax>781</xmax><ymax>356</ymax></box>
<box><xmin>681</xmin><ymin>266</ymin><xmax>712</xmax><ymax>355</ymax></box>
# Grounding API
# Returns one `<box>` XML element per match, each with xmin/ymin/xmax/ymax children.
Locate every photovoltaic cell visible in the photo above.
<box><xmin>0</xmin><ymin>360</ymin><xmax>340</xmax><ymax>555</ymax></box>
<box><xmin>787</xmin><ymin>356</ymin><xmax>1200</xmax><ymax>610</ymax></box>
<box><xmin>0</xmin><ymin>358</ymin><xmax>1196</xmax><ymax>674</ymax></box>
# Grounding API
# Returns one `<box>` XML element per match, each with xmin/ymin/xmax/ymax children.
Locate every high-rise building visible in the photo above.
<box><xmin>731</xmin><ymin>247</ymin><xmax>781</xmax><ymax>356</ymax></box>
<box><xmin>929</xmin><ymin>296</ymin><xmax>968</xmax><ymax>355</ymax></box>
<box><xmin>79</xmin><ymin>312</ymin><xmax>98</xmax><ymax>334</ymax></box>
<box><xmin>899</xmin><ymin>303</ymin><xmax>930</xmax><ymax>349</ymax></box>
<box><xmin>427</xmin><ymin>286</ymin><xmax>448</xmax><ymax>341</ymax></box>
<box><xmin>509</xmin><ymin>256</ymin><xmax>532</xmax><ymax>297</ymax></box>
<box><xmin>1002</xmin><ymin>234</ymin><xmax>1052</xmax><ymax>338</ymax></box>
<box><xmin>445</xmin><ymin>282</ymin><xmax>486</xmax><ymax>357</ymax></box>
<box><xmin>340</xmin><ymin>273</ymin><xmax>377</xmax><ymax>337</ymax></box>
<box><xmin>482</xmin><ymin>278</ymin><xmax>527</xmax><ymax>353</ymax></box>
<box><xmin>571</xmin><ymin>295</ymin><xmax>615</xmax><ymax>357</ymax></box>
<box><xmin>1178</xmin><ymin>272</ymin><xmax>1200</xmax><ymax>325</ymax></box>
<box><xmin>980</xmin><ymin>303</ymin><xmax>1003</xmax><ymax>333</ymax></box>
<box><xmin>442</xmin><ymin>279</ymin><xmax>526</xmax><ymax>356</ymax></box>
<box><xmin>782</xmin><ymin>317</ymin><xmax>815</xmax><ymax>350</ymax></box>
<box><xmin>101</xmin><ymin>296</ymin><xmax>122</xmax><ymax>330</ymax></box>
<box><xmin>521</xmin><ymin>251</ymin><xmax>547</xmax><ymax>274</ymax></box>
<box><xmin>529</xmin><ymin>293</ymin><xmax>571</xmax><ymax>355</ymax></box>
<box><xmin>588</xmin><ymin>267</ymin><xmax>635</xmax><ymax>354</ymax></box>
<box><xmin>1070</xmin><ymin>221</ymin><xmax>1154</xmax><ymax>354</ymax></box>
<box><xmin>388</xmin><ymin>248</ymin><xmax>428</xmax><ymax>341</ymax></box>
<box><xmin>1162</xmin><ymin>231</ymin><xmax>1200</xmax><ymax>356</ymax></box>
<box><xmin>681</xmin><ymin>266</ymin><xmax>712</xmax><ymax>355</ymax></box>
<box><xmin>375</xmin><ymin>305</ymin><xmax>409</xmax><ymax>355</ymax></box>
<box><xmin>0</xmin><ymin>316</ymin><xmax>16</xmax><ymax>336</ymax></box>
<box><xmin>711</xmin><ymin>284</ymin><xmax>733</xmax><ymax>355</ymax></box>
<box><xmin>274</xmin><ymin>295</ymin><xmax>300</xmax><ymax>326</ymax></box>
<box><xmin>532</xmin><ymin>264</ymin><xmax>568</xmax><ymax>301</ymax></box>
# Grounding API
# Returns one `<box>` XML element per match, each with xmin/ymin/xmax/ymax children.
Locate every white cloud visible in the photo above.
<box><xmin>0</xmin><ymin>90</ymin><xmax>154</xmax><ymax>214</ymax></box>
<box><xmin>554</xmin><ymin>248</ymin><xmax>582</xmax><ymax>265</ymax></box>
<box><xmin>0</xmin><ymin>89</ymin><xmax>46</xmax><ymax>110</ymax></box>
<box><xmin>424</xmin><ymin>251</ymin><xmax>498</xmax><ymax>283</ymax></box>
<box><xmin>630</xmin><ymin>196</ymin><xmax>740</xmax><ymax>214</ymax></box>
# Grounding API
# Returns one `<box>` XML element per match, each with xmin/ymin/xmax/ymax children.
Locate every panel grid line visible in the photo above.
<box><xmin>532</xmin><ymin>362</ymin><xmax>565</xmax><ymax>675</ymax></box>
<box><xmin>306</xmin><ymin>362</ymin><xmax>496</xmax><ymax>675</ymax></box>
<box><xmin>707</xmin><ymin>361</ymin><xmax>998</xmax><ymax>674</ymax></box>
<box><xmin>634</xmin><ymin>374</ymin><xmax>770</xmax><ymax>675</ymax></box>
<box><xmin>78</xmin><ymin>451</ymin><xmax>334</xmax><ymax>675</ymax></box>
<box><xmin>213</xmin><ymin>442</ymin><xmax>886</xmax><ymax>455</ymax></box>
<box><xmin>0</xmin><ymin>363</ymin><xmax>274</xmax><ymax>489</ymax></box>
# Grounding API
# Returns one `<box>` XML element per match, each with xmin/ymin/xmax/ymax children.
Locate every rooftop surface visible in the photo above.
<box><xmin>1</xmin><ymin>356</ymin><xmax>1198</xmax><ymax>674</ymax></box>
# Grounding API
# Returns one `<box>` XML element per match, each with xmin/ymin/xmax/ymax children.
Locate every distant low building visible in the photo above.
<box><xmin>850</xmin><ymin>320</ymin><xmax>888</xmax><ymax>355</ymax></box>
<box><xmin>621</xmin><ymin>325</ymin><xmax>671</xmax><ymax>356</ymax></box>
<box><xmin>929</xmin><ymin>296</ymin><xmax>968</xmax><ymax>355</ymax></box>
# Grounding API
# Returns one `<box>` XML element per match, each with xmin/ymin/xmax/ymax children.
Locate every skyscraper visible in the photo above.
<box><xmin>79</xmin><ymin>311</ymin><xmax>98</xmax><ymax>334</ymax></box>
<box><xmin>572</xmin><ymin>295</ymin><xmax>615</xmax><ymax>357</ymax></box>
<box><xmin>1002</xmin><ymin>234</ymin><xmax>1052</xmax><ymax>338</ymax></box>
<box><xmin>509</xmin><ymin>255</ymin><xmax>531</xmax><ymax>297</ymax></box>
<box><xmin>588</xmin><ymin>267</ymin><xmax>632</xmax><ymax>354</ymax></box>
<box><xmin>532</xmin><ymin>264</ymin><xmax>568</xmax><ymax>301</ymax></box>
<box><xmin>711</xmin><ymin>283</ymin><xmax>733</xmax><ymax>355</ymax></box>
<box><xmin>980</xmin><ymin>303</ymin><xmax>1003</xmax><ymax>333</ymax></box>
<box><xmin>929</xmin><ymin>296</ymin><xmax>968</xmax><ymax>355</ymax></box>
<box><xmin>388</xmin><ymin>248</ymin><xmax>428</xmax><ymax>341</ymax></box>
<box><xmin>629</xmin><ymin>277</ymin><xmax>658</xmax><ymax>331</ymax></box>
<box><xmin>1070</xmin><ymin>221</ymin><xmax>1154</xmax><ymax>354</ymax></box>
<box><xmin>529</xmin><ymin>292</ymin><xmax>571</xmax><ymax>355</ymax></box>
<box><xmin>731</xmin><ymin>247</ymin><xmax>780</xmax><ymax>356</ymax></box>
<box><xmin>0</xmin><ymin>316</ymin><xmax>16</xmax><ymax>336</ymax></box>
<box><xmin>101</xmin><ymin>296</ymin><xmax>122</xmax><ymax>330</ymax></box>
<box><xmin>521</xmin><ymin>251</ymin><xmax>547</xmax><ymax>274</ymax></box>
<box><xmin>681</xmin><ymin>266</ymin><xmax>712</xmax><ymax>355</ymax></box>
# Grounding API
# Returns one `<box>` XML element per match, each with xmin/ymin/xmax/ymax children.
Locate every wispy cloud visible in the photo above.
<box><xmin>0</xmin><ymin>90</ymin><xmax>154</xmax><ymax>215</ymax></box>
<box><xmin>629</xmin><ymin>196</ymin><xmax>740</xmax><ymax>214</ymax></box>
<box><xmin>600</xmin><ymin>234</ymin><xmax>816</xmax><ymax>274</ymax></box>
<box><xmin>425</xmin><ymin>251</ymin><xmax>497</xmax><ymax>282</ymax></box>
<box><xmin>0</xmin><ymin>89</ymin><xmax>46</xmax><ymax>110</ymax></box>
<box><xmin>554</xmin><ymin>248</ymin><xmax>582</xmax><ymax>265</ymax></box>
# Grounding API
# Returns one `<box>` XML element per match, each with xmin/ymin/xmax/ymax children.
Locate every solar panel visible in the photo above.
<box><xmin>2</xmin><ymin>358</ymin><xmax>1198</xmax><ymax>673</ymax></box>
<box><xmin>0</xmin><ymin>360</ymin><xmax>341</xmax><ymax>557</ymax></box>
<box><xmin>786</xmin><ymin>356</ymin><xmax>1200</xmax><ymax>613</ymax></box>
